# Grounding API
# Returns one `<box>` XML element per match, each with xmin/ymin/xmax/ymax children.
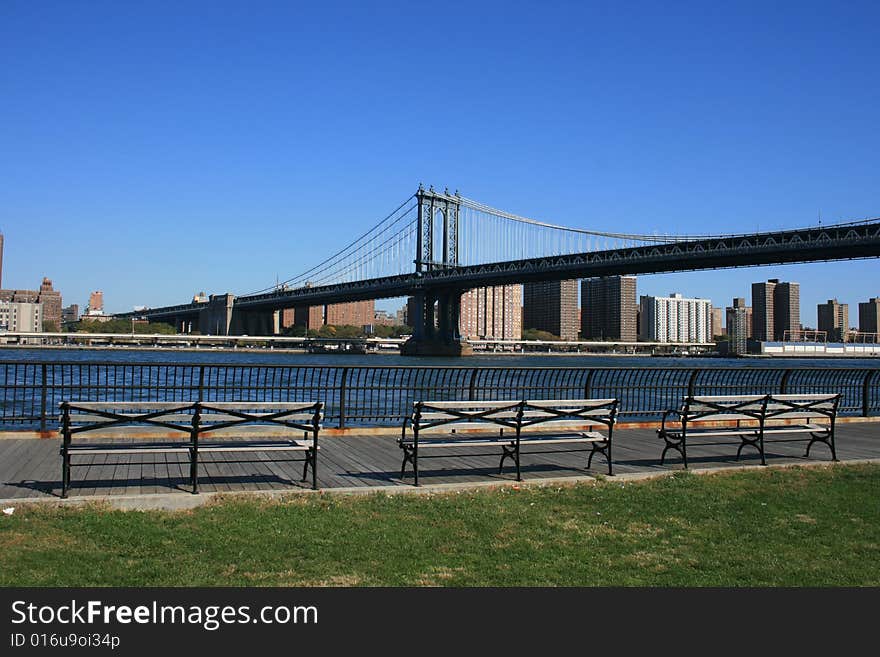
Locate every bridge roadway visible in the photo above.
<box><xmin>118</xmin><ymin>218</ymin><xmax>880</xmax><ymax>338</ymax></box>
<box><xmin>0</xmin><ymin>421</ymin><xmax>877</xmax><ymax>502</ymax></box>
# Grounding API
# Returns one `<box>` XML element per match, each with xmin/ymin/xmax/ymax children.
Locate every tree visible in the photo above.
<box><xmin>73</xmin><ymin>319</ymin><xmax>177</xmax><ymax>334</ymax></box>
<box><xmin>522</xmin><ymin>328</ymin><xmax>561</xmax><ymax>341</ymax></box>
<box><xmin>42</xmin><ymin>320</ymin><xmax>59</xmax><ymax>333</ymax></box>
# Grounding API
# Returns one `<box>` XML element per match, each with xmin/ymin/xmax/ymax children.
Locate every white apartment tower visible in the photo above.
<box><xmin>639</xmin><ymin>293</ymin><xmax>712</xmax><ymax>343</ymax></box>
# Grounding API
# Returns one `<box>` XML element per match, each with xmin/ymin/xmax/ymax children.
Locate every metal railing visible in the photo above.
<box><xmin>1</xmin><ymin>361</ymin><xmax>878</xmax><ymax>431</ymax></box>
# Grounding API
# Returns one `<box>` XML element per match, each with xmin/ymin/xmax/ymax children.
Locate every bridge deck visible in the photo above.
<box><xmin>0</xmin><ymin>423</ymin><xmax>877</xmax><ymax>500</ymax></box>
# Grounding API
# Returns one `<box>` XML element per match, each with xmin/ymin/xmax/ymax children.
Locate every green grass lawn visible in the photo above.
<box><xmin>2</xmin><ymin>464</ymin><xmax>878</xmax><ymax>586</ymax></box>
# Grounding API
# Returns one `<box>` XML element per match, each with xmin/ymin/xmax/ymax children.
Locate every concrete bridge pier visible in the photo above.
<box><xmin>229</xmin><ymin>307</ymin><xmax>280</xmax><ymax>336</ymax></box>
<box><xmin>401</xmin><ymin>288</ymin><xmax>473</xmax><ymax>357</ymax></box>
<box><xmin>197</xmin><ymin>293</ymin><xmax>235</xmax><ymax>336</ymax></box>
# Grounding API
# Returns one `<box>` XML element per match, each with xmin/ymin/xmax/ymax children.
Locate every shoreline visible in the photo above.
<box><xmin>1</xmin><ymin>344</ymin><xmax>878</xmax><ymax>359</ymax></box>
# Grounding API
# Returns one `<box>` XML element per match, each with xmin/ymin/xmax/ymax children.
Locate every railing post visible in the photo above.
<box><xmin>468</xmin><ymin>368</ymin><xmax>478</xmax><ymax>401</ymax></box>
<box><xmin>584</xmin><ymin>369</ymin><xmax>595</xmax><ymax>399</ymax></box>
<box><xmin>39</xmin><ymin>364</ymin><xmax>48</xmax><ymax>433</ymax></box>
<box><xmin>338</xmin><ymin>367</ymin><xmax>349</xmax><ymax>429</ymax></box>
<box><xmin>197</xmin><ymin>365</ymin><xmax>205</xmax><ymax>402</ymax></box>
<box><xmin>687</xmin><ymin>369</ymin><xmax>699</xmax><ymax>398</ymax></box>
<box><xmin>779</xmin><ymin>369</ymin><xmax>792</xmax><ymax>394</ymax></box>
<box><xmin>863</xmin><ymin>370</ymin><xmax>876</xmax><ymax>417</ymax></box>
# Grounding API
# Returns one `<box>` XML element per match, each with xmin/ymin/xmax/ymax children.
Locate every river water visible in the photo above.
<box><xmin>1</xmin><ymin>347</ymin><xmax>879</xmax><ymax>369</ymax></box>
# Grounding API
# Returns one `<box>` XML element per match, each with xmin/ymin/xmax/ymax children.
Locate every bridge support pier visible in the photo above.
<box><xmin>197</xmin><ymin>293</ymin><xmax>235</xmax><ymax>336</ymax></box>
<box><xmin>402</xmin><ymin>289</ymin><xmax>473</xmax><ymax>357</ymax></box>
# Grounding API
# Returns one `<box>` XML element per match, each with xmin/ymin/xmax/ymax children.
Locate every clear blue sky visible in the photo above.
<box><xmin>2</xmin><ymin>1</ymin><xmax>878</xmax><ymax>326</ymax></box>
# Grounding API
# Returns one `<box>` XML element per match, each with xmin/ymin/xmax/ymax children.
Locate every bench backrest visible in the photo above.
<box><xmin>681</xmin><ymin>393</ymin><xmax>841</xmax><ymax>424</ymax></box>
<box><xmin>682</xmin><ymin>395</ymin><xmax>768</xmax><ymax>423</ymax></box>
<box><xmin>764</xmin><ymin>393</ymin><xmax>840</xmax><ymax>421</ymax></box>
<box><xmin>197</xmin><ymin>402</ymin><xmax>324</xmax><ymax>432</ymax></box>
<box><xmin>410</xmin><ymin>398</ymin><xmax>618</xmax><ymax>433</ymax></box>
<box><xmin>60</xmin><ymin>402</ymin><xmax>198</xmax><ymax>434</ymax></box>
<box><xmin>520</xmin><ymin>399</ymin><xmax>617</xmax><ymax>430</ymax></box>
<box><xmin>411</xmin><ymin>400</ymin><xmax>523</xmax><ymax>432</ymax></box>
<box><xmin>60</xmin><ymin>401</ymin><xmax>324</xmax><ymax>435</ymax></box>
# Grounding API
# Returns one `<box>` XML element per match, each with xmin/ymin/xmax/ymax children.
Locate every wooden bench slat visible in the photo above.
<box><xmin>64</xmin><ymin>402</ymin><xmax>196</xmax><ymax>410</ymax></box>
<box><xmin>524</xmin><ymin>399</ymin><xmax>617</xmax><ymax>407</ymax></box>
<box><xmin>400</xmin><ymin>438</ymin><xmax>515</xmax><ymax>448</ymax></box>
<box><xmin>197</xmin><ymin>441</ymin><xmax>314</xmax><ymax>452</ymax></box>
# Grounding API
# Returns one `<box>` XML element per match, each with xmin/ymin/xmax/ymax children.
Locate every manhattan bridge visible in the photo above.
<box><xmin>120</xmin><ymin>185</ymin><xmax>880</xmax><ymax>355</ymax></box>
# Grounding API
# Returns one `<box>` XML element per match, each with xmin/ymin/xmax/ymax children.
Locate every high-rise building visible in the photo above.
<box><xmin>523</xmin><ymin>280</ymin><xmax>579</xmax><ymax>340</ymax></box>
<box><xmin>0</xmin><ymin>300</ymin><xmax>42</xmax><ymax>333</ymax></box>
<box><xmin>774</xmin><ymin>281</ymin><xmax>800</xmax><ymax>341</ymax></box>
<box><xmin>61</xmin><ymin>304</ymin><xmax>80</xmax><ymax>326</ymax></box>
<box><xmin>88</xmin><ymin>291</ymin><xmax>104</xmax><ymax>315</ymax></box>
<box><xmin>752</xmin><ymin>279</ymin><xmax>800</xmax><ymax>341</ymax></box>
<box><xmin>858</xmin><ymin>298</ymin><xmax>880</xmax><ymax>334</ymax></box>
<box><xmin>459</xmin><ymin>285</ymin><xmax>522</xmax><ymax>340</ymax></box>
<box><xmin>639</xmin><ymin>293</ymin><xmax>712</xmax><ymax>343</ymax></box>
<box><xmin>817</xmin><ymin>299</ymin><xmax>849</xmax><ymax>342</ymax></box>
<box><xmin>288</xmin><ymin>301</ymin><xmax>376</xmax><ymax>329</ymax></box>
<box><xmin>751</xmin><ymin>280</ymin><xmax>775</xmax><ymax>341</ymax></box>
<box><xmin>37</xmin><ymin>278</ymin><xmax>62</xmax><ymax>329</ymax></box>
<box><xmin>325</xmin><ymin>300</ymin><xmax>375</xmax><ymax>327</ymax></box>
<box><xmin>581</xmin><ymin>276</ymin><xmax>637</xmax><ymax>342</ymax></box>
<box><xmin>726</xmin><ymin>297</ymin><xmax>752</xmax><ymax>354</ymax></box>
<box><xmin>725</xmin><ymin>298</ymin><xmax>752</xmax><ymax>340</ymax></box>
<box><xmin>710</xmin><ymin>307</ymin><xmax>724</xmax><ymax>337</ymax></box>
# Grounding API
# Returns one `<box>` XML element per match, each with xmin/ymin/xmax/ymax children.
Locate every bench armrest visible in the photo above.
<box><xmin>659</xmin><ymin>408</ymin><xmax>683</xmax><ymax>432</ymax></box>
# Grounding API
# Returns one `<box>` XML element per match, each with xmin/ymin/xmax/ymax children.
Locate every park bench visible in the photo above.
<box><xmin>59</xmin><ymin>400</ymin><xmax>323</xmax><ymax>498</ymax></box>
<box><xmin>657</xmin><ymin>393</ymin><xmax>841</xmax><ymax>468</ymax></box>
<box><xmin>399</xmin><ymin>398</ymin><xmax>618</xmax><ymax>486</ymax></box>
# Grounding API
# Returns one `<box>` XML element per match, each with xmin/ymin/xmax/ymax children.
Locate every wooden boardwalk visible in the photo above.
<box><xmin>0</xmin><ymin>423</ymin><xmax>877</xmax><ymax>500</ymax></box>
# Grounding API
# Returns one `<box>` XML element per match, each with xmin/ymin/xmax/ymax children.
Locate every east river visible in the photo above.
<box><xmin>2</xmin><ymin>346</ymin><xmax>879</xmax><ymax>369</ymax></box>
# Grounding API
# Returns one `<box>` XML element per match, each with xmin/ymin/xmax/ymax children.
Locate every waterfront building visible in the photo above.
<box><xmin>61</xmin><ymin>304</ymin><xmax>79</xmax><ymax>327</ymax></box>
<box><xmin>524</xmin><ymin>280</ymin><xmax>579</xmax><ymax>340</ymax></box>
<box><xmin>0</xmin><ymin>300</ymin><xmax>42</xmax><ymax>333</ymax></box>
<box><xmin>0</xmin><ymin>277</ymin><xmax>62</xmax><ymax>330</ymax></box>
<box><xmin>859</xmin><ymin>298</ymin><xmax>880</xmax><ymax>335</ymax></box>
<box><xmin>325</xmin><ymin>300</ymin><xmax>375</xmax><ymax>327</ymax></box>
<box><xmin>286</xmin><ymin>301</ymin><xmax>376</xmax><ymax>330</ymax></box>
<box><xmin>37</xmin><ymin>278</ymin><xmax>62</xmax><ymax>329</ymax></box>
<box><xmin>725</xmin><ymin>298</ymin><xmax>752</xmax><ymax>341</ymax></box>
<box><xmin>580</xmin><ymin>276</ymin><xmax>637</xmax><ymax>342</ymax></box>
<box><xmin>710</xmin><ymin>306</ymin><xmax>724</xmax><ymax>337</ymax></box>
<box><xmin>817</xmin><ymin>299</ymin><xmax>849</xmax><ymax>342</ymax></box>
<box><xmin>638</xmin><ymin>293</ymin><xmax>712</xmax><ymax>343</ymax></box>
<box><xmin>87</xmin><ymin>291</ymin><xmax>104</xmax><ymax>315</ymax></box>
<box><xmin>752</xmin><ymin>279</ymin><xmax>800</xmax><ymax>341</ymax></box>
<box><xmin>726</xmin><ymin>298</ymin><xmax>751</xmax><ymax>354</ymax></box>
<box><xmin>774</xmin><ymin>281</ymin><xmax>800</xmax><ymax>340</ymax></box>
<box><xmin>459</xmin><ymin>284</ymin><xmax>522</xmax><ymax>340</ymax></box>
<box><xmin>751</xmin><ymin>281</ymin><xmax>775</xmax><ymax>341</ymax></box>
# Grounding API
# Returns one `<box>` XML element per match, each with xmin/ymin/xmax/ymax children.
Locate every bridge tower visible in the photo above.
<box><xmin>403</xmin><ymin>186</ymin><xmax>473</xmax><ymax>356</ymax></box>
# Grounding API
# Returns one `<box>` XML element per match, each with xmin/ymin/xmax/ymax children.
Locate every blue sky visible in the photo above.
<box><xmin>1</xmin><ymin>1</ymin><xmax>878</xmax><ymax>325</ymax></box>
